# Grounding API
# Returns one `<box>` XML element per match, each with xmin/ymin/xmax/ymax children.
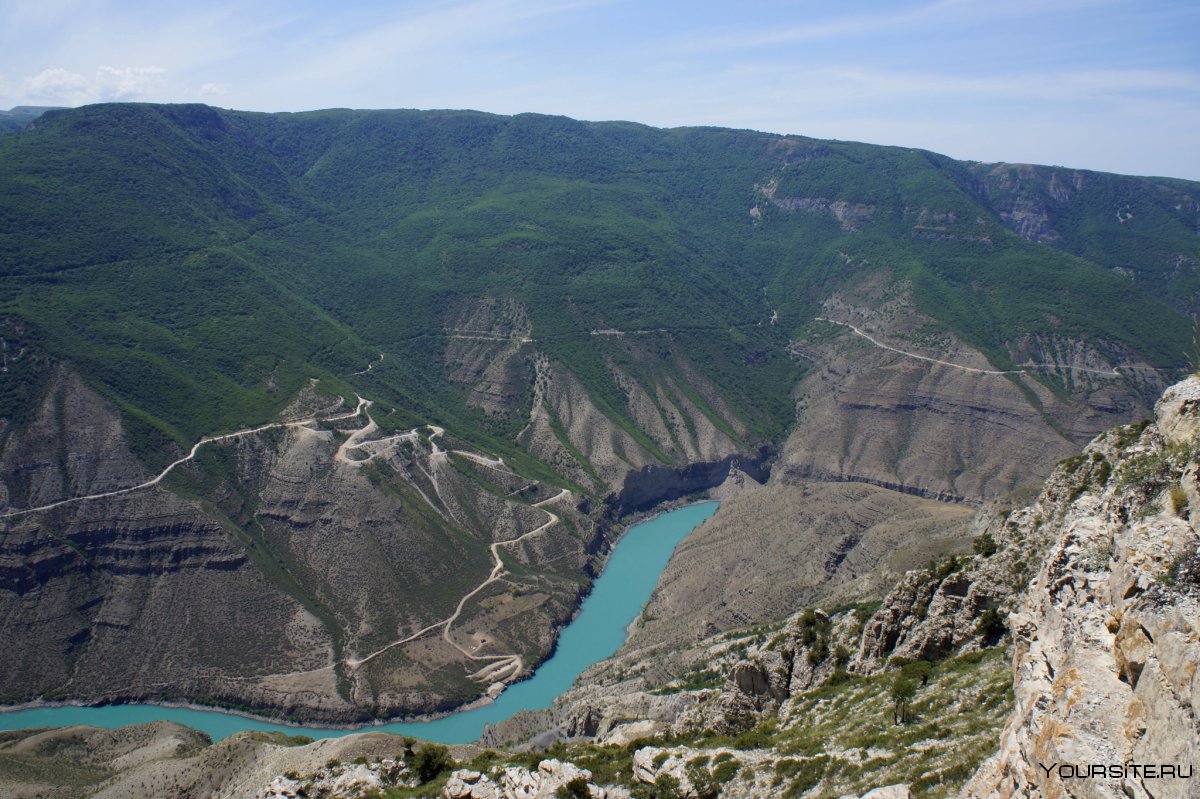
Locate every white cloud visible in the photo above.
<box><xmin>21</xmin><ymin>67</ymin><xmax>90</xmax><ymax>103</ymax></box>
<box><xmin>198</xmin><ymin>82</ymin><xmax>228</xmax><ymax>98</ymax></box>
<box><xmin>95</xmin><ymin>65</ymin><xmax>165</xmax><ymax>100</ymax></box>
<box><xmin>19</xmin><ymin>65</ymin><xmax>164</xmax><ymax>105</ymax></box>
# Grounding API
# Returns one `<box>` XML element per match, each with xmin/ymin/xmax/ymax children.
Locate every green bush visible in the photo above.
<box><xmin>712</xmin><ymin>758</ymin><xmax>740</xmax><ymax>784</ymax></box>
<box><xmin>976</xmin><ymin>608</ymin><xmax>1007</xmax><ymax>642</ymax></box>
<box><xmin>631</xmin><ymin>773</ymin><xmax>682</xmax><ymax>799</ymax></box>
<box><xmin>409</xmin><ymin>743</ymin><xmax>455</xmax><ymax>783</ymax></box>
<box><xmin>974</xmin><ymin>531</ymin><xmax>998</xmax><ymax>557</ymax></box>
<box><xmin>556</xmin><ymin>777</ymin><xmax>592</xmax><ymax>799</ymax></box>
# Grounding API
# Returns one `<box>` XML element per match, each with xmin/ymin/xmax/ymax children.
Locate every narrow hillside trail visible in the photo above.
<box><xmin>0</xmin><ymin>345</ymin><xmax>608</xmax><ymax>697</ymax></box>
<box><xmin>3</xmin><ymin>365</ymin><xmax>575</xmax><ymax>689</ymax></box>
<box><xmin>333</xmin><ymin>400</ymin><xmax>378</xmax><ymax>463</ymax></box>
<box><xmin>329</xmin><ymin>409</ymin><xmax>575</xmax><ymax>680</ymax></box>
<box><xmin>346</xmin><ymin>488</ymin><xmax>572</xmax><ymax>678</ymax></box>
<box><xmin>0</xmin><ymin>396</ymin><xmax>372</xmax><ymax>520</ymax></box>
<box><xmin>817</xmin><ymin>317</ymin><xmax>1124</xmax><ymax>378</ymax></box>
<box><xmin>443</xmin><ymin>327</ymin><xmax>533</xmax><ymax>344</ymax></box>
<box><xmin>348</xmin><ymin>352</ymin><xmax>384</xmax><ymax>376</ymax></box>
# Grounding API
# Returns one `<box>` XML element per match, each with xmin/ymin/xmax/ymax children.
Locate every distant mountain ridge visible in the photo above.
<box><xmin>0</xmin><ymin>106</ymin><xmax>64</xmax><ymax>134</ymax></box>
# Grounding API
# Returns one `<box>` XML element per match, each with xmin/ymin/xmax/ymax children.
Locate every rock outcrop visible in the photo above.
<box><xmin>443</xmin><ymin>759</ymin><xmax>627</xmax><ymax>799</ymax></box>
<box><xmin>959</xmin><ymin>378</ymin><xmax>1200</xmax><ymax>799</ymax></box>
<box><xmin>498</xmin><ymin>378</ymin><xmax>1200</xmax><ymax>799</ymax></box>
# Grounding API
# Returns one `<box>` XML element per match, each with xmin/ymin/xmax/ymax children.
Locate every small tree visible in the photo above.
<box><xmin>900</xmin><ymin>659</ymin><xmax>933</xmax><ymax>687</ymax></box>
<box><xmin>974</xmin><ymin>531</ymin><xmax>998</xmax><ymax>557</ymax></box>
<box><xmin>891</xmin><ymin>674</ymin><xmax>917</xmax><ymax>724</ymax></box>
<box><xmin>409</xmin><ymin>743</ymin><xmax>454</xmax><ymax>783</ymax></box>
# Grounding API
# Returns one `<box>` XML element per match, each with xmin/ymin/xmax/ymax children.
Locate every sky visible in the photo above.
<box><xmin>1</xmin><ymin>0</ymin><xmax>1197</xmax><ymax>179</ymax></box>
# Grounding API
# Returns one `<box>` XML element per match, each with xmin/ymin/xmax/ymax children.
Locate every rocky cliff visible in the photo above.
<box><xmin>0</xmin><ymin>361</ymin><xmax>597</xmax><ymax>722</ymax></box>
<box><xmin>958</xmin><ymin>379</ymin><xmax>1200</xmax><ymax>798</ymax></box>
<box><xmin>780</xmin><ymin>284</ymin><xmax>1159</xmax><ymax>504</ymax></box>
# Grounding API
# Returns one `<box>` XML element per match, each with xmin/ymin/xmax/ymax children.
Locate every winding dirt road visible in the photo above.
<box><xmin>818</xmin><ymin>317</ymin><xmax>1124</xmax><ymax>378</ymax></box>
<box><xmin>0</xmin><ymin>396</ymin><xmax>371</xmax><ymax>519</ymax></box>
<box><xmin>346</xmin><ymin>487</ymin><xmax>572</xmax><ymax>677</ymax></box>
<box><xmin>3</xmin><ymin>379</ymin><xmax>575</xmax><ymax>689</ymax></box>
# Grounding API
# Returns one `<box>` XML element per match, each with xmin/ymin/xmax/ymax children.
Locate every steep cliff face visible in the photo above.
<box><xmin>781</xmin><ymin>287</ymin><xmax>1158</xmax><ymax>504</ymax></box>
<box><xmin>0</xmin><ymin>368</ymin><xmax>334</xmax><ymax>715</ymax></box>
<box><xmin>959</xmin><ymin>378</ymin><xmax>1200</xmax><ymax>799</ymax></box>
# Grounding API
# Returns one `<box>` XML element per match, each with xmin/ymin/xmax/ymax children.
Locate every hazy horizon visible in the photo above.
<box><xmin>2</xmin><ymin>0</ymin><xmax>1197</xmax><ymax>180</ymax></box>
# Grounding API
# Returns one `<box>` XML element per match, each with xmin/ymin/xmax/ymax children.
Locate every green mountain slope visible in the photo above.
<box><xmin>2</xmin><ymin>104</ymin><xmax>1195</xmax><ymax>457</ymax></box>
<box><xmin>0</xmin><ymin>106</ymin><xmax>62</xmax><ymax>135</ymax></box>
<box><xmin>0</xmin><ymin>103</ymin><xmax>1196</xmax><ymax>720</ymax></box>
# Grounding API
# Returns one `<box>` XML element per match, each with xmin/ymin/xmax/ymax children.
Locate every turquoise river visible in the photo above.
<box><xmin>0</xmin><ymin>501</ymin><xmax>719</xmax><ymax>744</ymax></box>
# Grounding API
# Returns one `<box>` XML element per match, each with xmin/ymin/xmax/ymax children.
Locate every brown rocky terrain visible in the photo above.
<box><xmin>624</xmin><ymin>480</ymin><xmax>974</xmax><ymax>653</ymax></box>
<box><xmin>781</xmin><ymin>283</ymin><xmax>1158</xmax><ymax>503</ymax></box>
<box><xmin>0</xmin><ymin>363</ymin><xmax>597</xmax><ymax>722</ymax></box>
<box><xmin>9</xmin><ymin>376</ymin><xmax>1198</xmax><ymax>799</ymax></box>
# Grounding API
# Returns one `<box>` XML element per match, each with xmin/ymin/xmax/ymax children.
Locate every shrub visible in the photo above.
<box><xmin>929</xmin><ymin>555</ymin><xmax>962</xmax><ymax>580</ymax></box>
<box><xmin>712</xmin><ymin>758</ymin><xmax>740</xmax><ymax>783</ymax></box>
<box><xmin>1160</xmin><ymin>549</ymin><xmax>1200</xmax><ymax>588</ymax></box>
<box><xmin>731</xmin><ymin>726</ymin><xmax>773</xmax><ymax>750</ymax></box>
<box><xmin>1113</xmin><ymin>420</ymin><xmax>1151</xmax><ymax>449</ymax></box>
<box><xmin>556</xmin><ymin>777</ymin><xmax>592</xmax><ymax>799</ymax></box>
<box><xmin>1170</xmin><ymin>486</ymin><xmax>1188</xmax><ymax>516</ymax></box>
<box><xmin>974</xmin><ymin>531</ymin><xmax>998</xmax><ymax>557</ymax></box>
<box><xmin>409</xmin><ymin>743</ymin><xmax>455</xmax><ymax>783</ymax></box>
<box><xmin>632</xmin><ymin>773</ymin><xmax>682</xmax><ymax>799</ymax></box>
<box><xmin>685</xmin><ymin>762</ymin><xmax>721</xmax><ymax>799</ymax></box>
<box><xmin>976</xmin><ymin>607</ymin><xmax>1007</xmax><ymax>642</ymax></box>
<box><xmin>781</xmin><ymin>755</ymin><xmax>829</xmax><ymax>798</ymax></box>
<box><xmin>1058</xmin><ymin>453</ymin><xmax>1086</xmax><ymax>474</ymax></box>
